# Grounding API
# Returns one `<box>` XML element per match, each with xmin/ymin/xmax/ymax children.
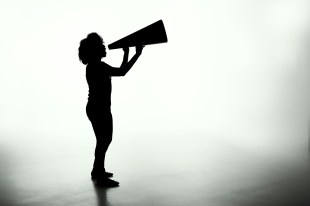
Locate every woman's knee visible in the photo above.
<box><xmin>97</xmin><ymin>136</ymin><xmax>112</xmax><ymax>144</ymax></box>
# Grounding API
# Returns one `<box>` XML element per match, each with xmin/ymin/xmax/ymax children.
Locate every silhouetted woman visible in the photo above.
<box><xmin>78</xmin><ymin>33</ymin><xmax>143</xmax><ymax>187</ymax></box>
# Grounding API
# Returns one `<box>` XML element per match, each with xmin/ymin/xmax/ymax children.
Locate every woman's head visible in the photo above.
<box><xmin>78</xmin><ymin>33</ymin><xmax>107</xmax><ymax>65</ymax></box>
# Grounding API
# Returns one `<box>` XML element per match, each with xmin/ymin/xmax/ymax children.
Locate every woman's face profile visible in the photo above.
<box><xmin>101</xmin><ymin>44</ymin><xmax>107</xmax><ymax>58</ymax></box>
<box><xmin>95</xmin><ymin>44</ymin><xmax>106</xmax><ymax>60</ymax></box>
<box><xmin>92</xmin><ymin>44</ymin><xmax>106</xmax><ymax>62</ymax></box>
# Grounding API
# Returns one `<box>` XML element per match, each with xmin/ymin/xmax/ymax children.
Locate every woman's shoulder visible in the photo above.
<box><xmin>86</xmin><ymin>61</ymin><xmax>111</xmax><ymax>77</ymax></box>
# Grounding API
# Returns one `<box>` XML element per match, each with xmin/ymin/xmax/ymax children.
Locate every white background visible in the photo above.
<box><xmin>1</xmin><ymin>0</ymin><xmax>310</xmax><ymax>162</ymax></box>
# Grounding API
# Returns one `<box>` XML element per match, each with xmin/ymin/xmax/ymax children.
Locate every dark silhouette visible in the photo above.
<box><xmin>108</xmin><ymin>20</ymin><xmax>167</xmax><ymax>50</ymax></box>
<box><xmin>78</xmin><ymin>33</ymin><xmax>143</xmax><ymax>187</ymax></box>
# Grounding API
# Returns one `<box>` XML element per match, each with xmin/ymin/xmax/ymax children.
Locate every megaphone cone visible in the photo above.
<box><xmin>108</xmin><ymin>20</ymin><xmax>168</xmax><ymax>50</ymax></box>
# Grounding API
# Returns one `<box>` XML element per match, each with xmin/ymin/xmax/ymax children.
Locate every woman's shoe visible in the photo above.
<box><xmin>96</xmin><ymin>177</ymin><xmax>119</xmax><ymax>187</ymax></box>
<box><xmin>104</xmin><ymin>172</ymin><xmax>113</xmax><ymax>177</ymax></box>
<box><xmin>91</xmin><ymin>171</ymin><xmax>114</xmax><ymax>180</ymax></box>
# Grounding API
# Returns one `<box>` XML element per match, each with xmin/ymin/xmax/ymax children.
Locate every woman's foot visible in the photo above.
<box><xmin>91</xmin><ymin>171</ymin><xmax>113</xmax><ymax>180</ymax></box>
<box><xmin>104</xmin><ymin>172</ymin><xmax>113</xmax><ymax>177</ymax></box>
<box><xmin>96</xmin><ymin>177</ymin><xmax>119</xmax><ymax>187</ymax></box>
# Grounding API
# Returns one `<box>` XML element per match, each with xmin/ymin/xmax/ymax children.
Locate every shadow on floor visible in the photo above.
<box><xmin>92</xmin><ymin>182</ymin><xmax>113</xmax><ymax>206</ymax></box>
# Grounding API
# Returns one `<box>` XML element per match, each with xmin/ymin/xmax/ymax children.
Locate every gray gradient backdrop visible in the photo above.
<box><xmin>0</xmin><ymin>0</ymin><xmax>310</xmax><ymax>205</ymax></box>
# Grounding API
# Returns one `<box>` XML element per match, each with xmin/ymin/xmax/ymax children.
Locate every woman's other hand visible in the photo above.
<box><xmin>135</xmin><ymin>46</ymin><xmax>144</xmax><ymax>56</ymax></box>
<box><xmin>123</xmin><ymin>47</ymin><xmax>129</xmax><ymax>54</ymax></box>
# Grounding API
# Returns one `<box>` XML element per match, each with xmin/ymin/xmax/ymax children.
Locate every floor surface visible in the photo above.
<box><xmin>0</xmin><ymin>131</ymin><xmax>309</xmax><ymax>206</ymax></box>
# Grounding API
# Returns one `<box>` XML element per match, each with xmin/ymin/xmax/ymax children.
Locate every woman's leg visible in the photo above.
<box><xmin>86</xmin><ymin>105</ymin><xmax>118</xmax><ymax>186</ymax></box>
<box><xmin>90</xmin><ymin>111</ymin><xmax>113</xmax><ymax>177</ymax></box>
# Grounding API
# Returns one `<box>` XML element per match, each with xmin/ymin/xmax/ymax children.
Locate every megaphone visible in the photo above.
<box><xmin>108</xmin><ymin>20</ymin><xmax>168</xmax><ymax>50</ymax></box>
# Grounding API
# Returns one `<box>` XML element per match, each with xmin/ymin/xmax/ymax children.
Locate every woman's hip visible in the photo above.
<box><xmin>86</xmin><ymin>102</ymin><xmax>112</xmax><ymax>122</ymax></box>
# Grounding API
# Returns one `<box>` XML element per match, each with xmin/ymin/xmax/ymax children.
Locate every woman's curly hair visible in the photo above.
<box><xmin>78</xmin><ymin>33</ymin><xmax>105</xmax><ymax>65</ymax></box>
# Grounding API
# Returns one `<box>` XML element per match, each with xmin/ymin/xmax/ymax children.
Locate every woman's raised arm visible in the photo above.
<box><xmin>103</xmin><ymin>46</ymin><xmax>144</xmax><ymax>76</ymax></box>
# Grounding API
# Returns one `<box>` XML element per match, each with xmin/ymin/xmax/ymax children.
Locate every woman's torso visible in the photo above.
<box><xmin>86</xmin><ymin>61</ymin><xmax>111</xmax><ymax>108</ymax></box>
